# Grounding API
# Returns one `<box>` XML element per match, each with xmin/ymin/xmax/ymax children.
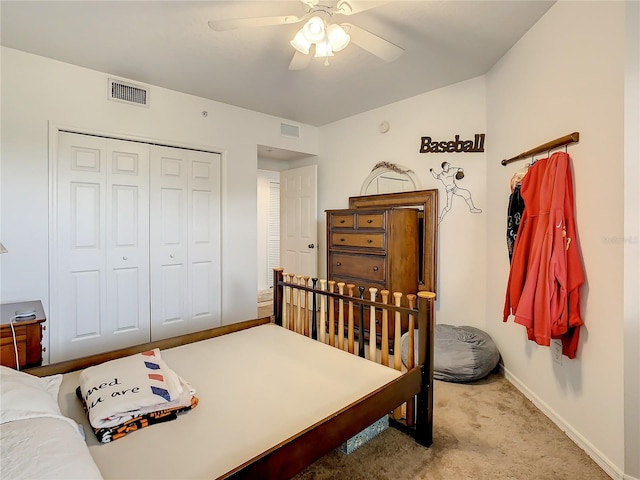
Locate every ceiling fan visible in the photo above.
<box><xmin>208</xmin><ymin>0</ymin><xmax>404</xmax><ymax>70</ymax></box>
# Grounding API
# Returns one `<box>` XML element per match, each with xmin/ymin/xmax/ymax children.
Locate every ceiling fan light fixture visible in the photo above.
<box><xmin>314</xmin><ymin>39</ymin><xmax>334</xmax><ymax>58</ymax></box>
<box><xmin>327</xmin><ymin>24</ymin><xmax>350</xmax><ymax>52</ymax></box>
<box><xmin>302</xmin><ymin>16</ymin><xmax>326</xmax><ymax>43</ymax></box>
<box><xmin>291</xmin><ymin>29</ymin><xmax>311</xmax><ymax>54</ymax></box>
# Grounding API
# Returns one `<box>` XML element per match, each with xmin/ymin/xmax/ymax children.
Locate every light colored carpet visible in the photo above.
<box><xmin>293</xmin><ymin>372</ymin><xmax>610</xmax><ymax>480</ymax></box>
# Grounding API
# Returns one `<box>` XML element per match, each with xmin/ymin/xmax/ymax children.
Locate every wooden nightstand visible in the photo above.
<box><xmin>0</xmin><ymin>301</ymin><xmax>46</xmax><ymax>369</ymax></box>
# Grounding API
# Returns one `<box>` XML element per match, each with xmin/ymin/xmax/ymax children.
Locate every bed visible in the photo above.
<box><xmin>4</xmin><ymin>268</ymin><xmax>435</xmax><ymax>479</ymax></box>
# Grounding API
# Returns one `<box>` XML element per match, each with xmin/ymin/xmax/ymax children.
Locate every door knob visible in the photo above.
<box><xmin>308</xmin><ymin>243</ymin><xmax>315</xmax><ymax>249</ymax></box>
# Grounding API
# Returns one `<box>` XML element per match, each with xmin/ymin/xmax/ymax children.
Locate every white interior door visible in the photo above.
<box><xmin>150</xmin><ymin>146</ymin><xmax>221</xmax><ymax>340</ymax></box>
<box><xmin>52</xmin><ymin>133</ymin><xmax>150</xmax><ymax>362</ymax></box>
<box><xmin>280</xmin><ymin>165</ymin><xmax>317</xmax><ymax>279</ymax></box>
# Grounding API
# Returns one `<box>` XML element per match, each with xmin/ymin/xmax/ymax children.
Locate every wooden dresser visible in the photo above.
<box><xmin>326</xmin><ymin>207</ymin><xmax>420</xmax><ymax>342</ymax></box>
<box><xmin>0</xmin><ymin>301</ymin><xmax>46</xmax><ymax>369</ymax></box>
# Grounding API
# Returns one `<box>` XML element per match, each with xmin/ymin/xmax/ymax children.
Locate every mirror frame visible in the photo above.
<box><xmin>359</xmin><ymin>164</ymin><xmax>421</xmax><ymax>195</ymax></box>
<box><xmin>349</xmin><ymin>189</ymin><xmax>438</xmax><ymax>294</ymax></box>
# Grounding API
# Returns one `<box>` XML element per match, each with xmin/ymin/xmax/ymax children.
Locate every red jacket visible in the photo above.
<box><xmin>503</xmin><ymin>152</ymin><xmax>584</xmax><ymax>358</ymax></box>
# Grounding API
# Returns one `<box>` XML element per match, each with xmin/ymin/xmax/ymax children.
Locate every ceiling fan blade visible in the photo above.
<box><xmin>289</xmin><ymin>51</ymin><xmax>312</xmax><ymax>70</ymax></box>
<box><xmin>342</xmin><ymin>23</ymin><xmax>404</xmax><ymax>62</ymax></box>
<box><xmin>208</xmin><ymin>15</ymin><xmax>302</xmax><ymax>32</ymax></box>
<box><xmin>336</xmin><ymin>1</ymin><xmax>388</xmax><ymax>16</ymax></box>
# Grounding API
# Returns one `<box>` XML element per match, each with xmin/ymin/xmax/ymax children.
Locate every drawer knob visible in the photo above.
<box><xmin>373</xmin><ymin>266</ymin><xmax>379</xmax><ymax>271</ymax></box>
<box><xmin>123</xmin><ymin>256</ymin><xmax>128</xmax><ymax>260</ymax></box>
<box><xmin>340</xmin><ymin>238</ymin><xmax>345</xmax><ymax>242</ymax></box>
<box><xmin>339</xmin><ymin>219</ymin><xmax>345</xmax><ymax>224</ymax></box>
<box><xmin>367</xmin><ymin>239</ymin><xmax>373</xmax><ymax>243</ymax></box>
<box><xmin>367</xmin><ymin>219</ymin><xmax>373</xmax><ymax>223</ymax></box>
<box><xmin>170</xmin><ymin>253</ymin><xmax>175</xmax><ymax>258</ymax></box>
<box><xmin>336</xmin><ymin>262</ymin><xmax>342</xmax><ymax>267</ymax></box>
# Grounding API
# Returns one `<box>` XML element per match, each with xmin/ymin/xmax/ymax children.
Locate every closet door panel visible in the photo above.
<box><xmin>188</xmin><ymin>151</ymin><xmax>221</xmax><ymax>329</ymax></box>
<box><xmin>70</xmin><ymin>270</ymin><xmax>102</xmax><ymax>337</ymax></box>
<box><xmin>150</xmin><ymin>147</ymin><xmax>221</xmax><ymax>340</ymax></box>
<box><xmin>158</xmin><ymin>264</ymin><xmax>186</xmax><ymax>323</ymax></box>
<box><xmin>150</xmin><ymin>147</ymin><xmax>190</xmax><ymax>339</ymax></box>
<box><xmin>53</xmin><ymin>134</ymin><xmax>107</xmax><ymax>362</ymax></box>
<box><xmin>106</xmin><ymin>139</ymin><xmax>150</xmax><ymax>342</ymax></box>
<box><xmin>53</xmin><ymin>133</ymin><xmax>150</xmax><ymax>362</ymax></box>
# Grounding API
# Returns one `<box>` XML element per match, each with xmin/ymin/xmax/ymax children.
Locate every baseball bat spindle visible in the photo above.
<box><xmin>406</xmin><ymin>293</ymin><xmax>417</xmax><ymax>427</ymax></box>
<box><xmin>393</xmin><ymin>292</ymin><xmax>403</xmax><ymax>419</ymax></box>
<box><xmin>288</xmin><ymin>273</ymin><xmax>295</xmax><ymax>331</ymax></box>
<box><xmin>368</xmin><ymin>288</ymin><xmax>378</xmax><ymax>361</ymax></box>
<box><xmin>380</xmin><ymin>290</ymin><xmax>389</xmax><ymax>367</ymax></box>
<box><xmin>311</xmin><ymin>278</ymin><xmax>318</xmax><ymax>340</ymax></box>
<box><xmin>347</xmin><ymin>284</ymin><xmax>355</xmax><ymax>354</ymax></box>
<box><xmin>295</xmin><ymin>275</ymin><xmax>302</xmax><ymax>334</ymax></box>
<box><xmin>328</xmin><ymin>281</ymin><xmax>336</xmax><ymax>347</ymax></box>
<box><xmin>303</xmin><ymin>276</ymin><xmax>310</xmax><ymax>337</ymax></box>
<box><xmin>358</xmin><ymin>286</ymin><xmax>365</xmax><ymax>358</ymax></box>
<box><xmin>337</xmin><ymin>282</ymin><xmax>345</xmax><ymax>350</ymax></box>
<box><xmin>319</xmin><ymin>279</ymin><xmax>327</xmax><ymax>344</ymax></box>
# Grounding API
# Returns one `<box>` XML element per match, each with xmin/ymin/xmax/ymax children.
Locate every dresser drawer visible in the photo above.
<box><xmin>331</xmin><ymin>233</ymin><xmax>385</xmax><ymax>249</ymax></box>
<box><xmin>356</xmin><ymin>213</ymin><xmax>385</xmax><ymax>229</ymax></box>
<box><xmin>331</xmin><ymin>214</ymin><xmax>355</xmax><ymax>228</ymax></box>
<box><xmin>330</xmin><ymin>253</ymin><xmax>386</xmax><ymax>282</ymax></box>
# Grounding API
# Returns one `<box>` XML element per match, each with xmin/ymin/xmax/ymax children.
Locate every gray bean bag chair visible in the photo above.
<box><xmin>401</xmin><ymin>324</ymin><xmax>500</xmax><ymax>383</ymax></box>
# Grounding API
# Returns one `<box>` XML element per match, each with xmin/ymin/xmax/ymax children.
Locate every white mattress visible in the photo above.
<box><xmin>57</xmin><ymin>323</ymin><xmax>402</xmax><ymax>479</ymax></box>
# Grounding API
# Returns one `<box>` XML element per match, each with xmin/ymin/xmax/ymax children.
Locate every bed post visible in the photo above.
<box><xmin>415</xmin><ymin>291</ymin><xmax>436</xmax><ymax>446</ymax></box>
<box><xmin>273</xmin><ymin>268</ymin><xmax>284</xmax><ymax>326</ymax></box>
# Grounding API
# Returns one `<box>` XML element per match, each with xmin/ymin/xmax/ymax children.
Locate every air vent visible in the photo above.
<box><xmin>108</xmin><ymin>79</ymin><xmax>149</xmax><ymax>107</ymax></box>
<box><xmin>280</xmin><ymin>123</ymin><xmax>300</xmax><ymax>138</ymax></box>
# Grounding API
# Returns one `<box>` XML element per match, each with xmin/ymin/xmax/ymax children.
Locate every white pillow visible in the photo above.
<box><xmin>0</xmin><ymin>365</ymin><xmax>64</xmax><ymax>424</ymax></box>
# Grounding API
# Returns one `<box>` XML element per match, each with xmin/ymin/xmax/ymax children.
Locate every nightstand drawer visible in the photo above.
<box><xmin>331</xmin><ymin>233</ymin><xmax>385</xmax><ymax>249</ymax></box>
<box><xmin>0</xmin><ymin>341</ymin><xmax>26</xmax><ymax>369</ymax></box>
<box><xmin>330</xmin><ymin>253</ymin><xmax>386</xmax><ymax>282</ymax></box>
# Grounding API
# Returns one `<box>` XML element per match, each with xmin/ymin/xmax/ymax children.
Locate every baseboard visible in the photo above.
<box><xmin>500</xmin><ymin>365</ymin><xmax>625</xmax><ymax>480</ymax></box>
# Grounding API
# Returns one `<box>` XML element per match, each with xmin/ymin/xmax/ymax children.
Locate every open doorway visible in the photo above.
<box><xmin>257</xmin><ymin>169</ymin><xmax>280</xmax><ymax>317</ymax></box>
<box><xmin>256</xmin><ymin>145</ymin><xmax>318</xmax><ymax>318</ymax></box>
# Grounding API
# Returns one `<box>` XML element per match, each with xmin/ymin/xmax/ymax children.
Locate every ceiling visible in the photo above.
<box><xmin>0</xmin><ymin>1</ymin><xmax>554</xmax><ymax>127</ymax></box>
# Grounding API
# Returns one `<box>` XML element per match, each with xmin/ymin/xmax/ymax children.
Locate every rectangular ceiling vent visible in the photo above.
<box><xmin>280</xmin><ymin>123</ymin><xmax>300</xmax><ymax>138</ymax></box>
<box><xmin>108</xmin><ymin>78</ymin><xmax>149</xmax><ymax>107</ymax></box>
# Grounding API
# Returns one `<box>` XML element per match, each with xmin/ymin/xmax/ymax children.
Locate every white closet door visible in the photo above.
<box><xmin>150</xmin><ymin>146</ymin><xmax>221</xmax><ymax>340</ymax></box>
<box><xmin>52</xmin><ymin>133</ymin><xmax>150</xmax><ymax>362</ymax></box>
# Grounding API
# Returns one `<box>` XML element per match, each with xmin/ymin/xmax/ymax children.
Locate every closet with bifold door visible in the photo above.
<box><xmin>51</xmin><ymin>131</ymin><xmax>221</xmax><ymax>363</ymax></box>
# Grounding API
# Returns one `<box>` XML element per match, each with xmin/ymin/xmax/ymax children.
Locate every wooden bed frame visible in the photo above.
<box><xmin>26</xmin><ymin>268</ymin><xmax>436</xmax><ymax>480</ymax></box>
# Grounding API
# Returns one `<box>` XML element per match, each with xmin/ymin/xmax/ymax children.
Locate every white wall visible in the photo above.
<box><xmin>0</xmin><ymin>47</ymin><xmax>318</xmax><ymax>362</ymax></box>
<box><xmin>624</xmin><ymin>2</ymin><xmax>640</xmax><ymax>478</ymax></box>
<box><xmin>318</xmin><ymin>76</ymin><xmax>488</xmax><ymax>331</ymax></box>
<box><xmin>485</xmin><ymin>1</ymin><xmax>626</xmax><ymax>477</ymax></box>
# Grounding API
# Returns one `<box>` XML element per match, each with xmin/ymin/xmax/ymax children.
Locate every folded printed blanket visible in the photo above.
<box><xmin>78</xmin><ymin>348</ymin><xmax>194</xmax><ymax>429</ymax></box>
<box><xmin>76</xmin><ymin>386</ymin><xmax>199</xmax><ymax>443</ymax></box>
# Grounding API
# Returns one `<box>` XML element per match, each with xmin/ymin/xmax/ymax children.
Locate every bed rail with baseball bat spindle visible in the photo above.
<box><xmin>272</xmin><ymin>267</ymin><xmax>436</xmax><ymax>447</ymax></box>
